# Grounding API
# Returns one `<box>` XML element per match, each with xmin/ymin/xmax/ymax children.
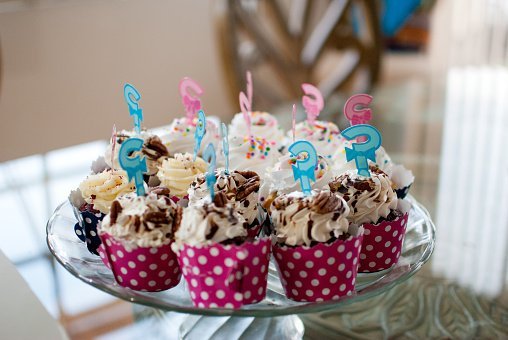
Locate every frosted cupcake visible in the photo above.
<box><xmin>69</xmin><ymin>169</ymin><xmax>136</xmax><ymax>254</ymax></box>
<box><xmin>160</xmin><ymin>117</ymin><xmax>221</xmax><ymax>157</ymax></box>
<box><xmin>270</xmin><ymin>191</ymin><xmax>363</xmax><ymax>302</ymax></box>
<box><xmin>260</xmin><ymin>154</ymin><xmax>334</xmax><ymax>207</ymax></box>
<box><xmin>173</xmin><ymin>192</ymin><xmax>271</xmax><ymax>308</ymax></box>
<box><xmin>98</xmin><ymin>191</ymin><xmax>182</xmax><ymax>291</ymax></box>
<box><xmin>104</xmin><ymin>130</ymin><xmax>169</xmax><ymax>176</ymax></box>
<box><xmin>289</xmin><ymin>120</ymin><xmax>346</xmax><ymax>160</ymax></box>
<box><xmin>188</xmin><ymin>170</ymin><xmax>262</xmax><ymax>236</ymax></box>
<box><xmin>229</xmin><ymin>111</ymin><xmax>285</xmax><ymax>150</ymax></box>
<box><xmin>228</xmin><ymin>135</ymin><xmax>281</xmax><ymax>179</ymax></box>
<box><xmin>328</xmin><ymin>168</ymin><xmax>410</xmax><ymax>272</ymax></box>
<box><xmin>156</xmin><ymin>153</ymin><xmax>207</xmax><ymax>203</ymax></box>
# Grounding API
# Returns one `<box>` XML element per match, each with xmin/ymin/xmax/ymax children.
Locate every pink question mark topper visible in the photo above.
<box><xmin>301</xmin><ymin>83</ymin><xmax>324</xmax><ymax>125</ymax></box>
<box><xmin>358</xmin><ymin>199</ymin><xmax>411</xmax><ymax>273</ymax></box>
<box><xmin>239</xmin><ymin>71</ymin><xmax>253</xmax><ymax>137</ymax></box>
<box><xmin>178</xmin><ymin>238</ymin><xmax>271</xmax><ymax>308</ymax></box>
<box><xmin>292</xmin><ymin>104</ymin><xmax>296</xmax><ymax>142</ymax></box>
<box><xmin>273</xmin><ymin>225</ymin><xmax>364</xmax><ymax>302</ymax></box>
<box><xmin>179</xmin><ymin>77</ymin><xmax>204</xmax><ymax>124</ymax></box>
<box><xmin>99</xmin><ymin>234</ymin><xmax>181</xmax><ymax>292</ymax></box>
<box><xmin>344</xmin><ymin>94</ymin><xmax>373</xmax><ymax>126</ymax></box>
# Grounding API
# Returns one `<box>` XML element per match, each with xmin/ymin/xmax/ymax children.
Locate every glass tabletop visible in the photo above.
<box><xmin>47</xmin><ymin>196</ymin><xmax>435</xmax><ymax>317</ymax></box>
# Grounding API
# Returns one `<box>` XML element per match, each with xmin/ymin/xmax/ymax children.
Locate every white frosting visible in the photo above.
<box><xmin>159</xmin><ymin>117</ymin><xmax>221</xmax><ymax>157</ymax></box>
<box><xmin>270</xmin><ymin>191</ymin><xmax>350</xmax><ymax>247</ymax></box>
<box><xmin>330</xmin><ymin>169</ymin><xmax>397</xmax><ymax>224</ymax></box>
<box><xmin>78</xmin><ymin>169</ymin><xmax>136</xmax><ymax>214</ymax></box>
<box><xmin>228</xmin><ymin>135</ymin><xmax>281</xmax><ymax>179</ymax></box>
<box><xmin>289</xmin><ymin>120</ymin><xmax>345</xmax><ymax>160</ymax></box>
<box><xmin>229</xmin><ymin>111</ymin><xmax>285</xmax><ymax>148</ymax></box>
<box><xmin>173</xmin><ymin>202</ymin><xmax>247</xmax><ymax>250</ymax></box>
<box><xmin>260</xmin><ymin>154</ymin><xmax>334</xmax><ymax>200</ymax></box>
<box><xmin>100</xmin><ymin>192</ymin><xmax>180</xmax><ymax>248</ymax></box>
<box><xmin>156</xmin><ymin>153</ymin><xmax>208</xmax><ymax>198</ymax></box>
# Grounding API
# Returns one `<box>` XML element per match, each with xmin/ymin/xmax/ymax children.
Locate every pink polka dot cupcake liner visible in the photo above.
<box><xmin>99</xmin><ymin>233</ymin><xmax>181</xmax><ymax>292</ymax></box>
<box><xmin>358</xmin><ymin>200</ymin><xmax>411</xmax><ymax>273</ymax></box>
<box><xmin>273</xmin><ymin>225</ymin><xmax>364</xmax><ymax>302</ymax></box>
<box><xmin>177</xmin><ymin>238</ymin><xmax>271</xmax><ymax>309</ymax></box>
<box><xmin>98</xmin><ymin>244</ymin><xmax>111</xmax><ymax>269</ymax></box>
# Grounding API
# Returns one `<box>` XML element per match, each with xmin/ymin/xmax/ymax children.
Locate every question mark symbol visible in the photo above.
<box><xmin>193</xmin><ymin>110</ymin><xmax>207</xmax><ymax>160</ymax></box>
<box><xmin>341</xmin><ymin>124</ymin><xmax>382</xmax><ymax>177</ymax></box>
<box><xmin>344</xmin><ymin>94</ymin><xmax>373</xmax><ymax>126</ymax></box>
<box><xmin>288</xmin><ymin>140</ymin><xmax>318</xmax><ymax>196</ymax></box>
<box><xmin>221</xmin><ymin>123</ymin><xmax>230</xmax><ymax>175</ymax></box>
<box><xmin>179</xmin><ymin>77</ymin><xmax>204</xmax><ymax>123</ymax></box>
<box><xmin>203</xmin><ymin>143</ymin><xmax>217</xmax><ymax>201</ymax></box>
<box><xmin>301</xmin><ymin>83</ymin><xmax>324</xmax><ymax>124</ymax></box>
<box><xmin>124</xmin><ymin>84</ymin><xmax>143</xmax><ymax>134</ymax></box>
<box><xmin>118</xmin><ymin>138</ymin><xmax>147</xmax><ymax>196</ymax></box>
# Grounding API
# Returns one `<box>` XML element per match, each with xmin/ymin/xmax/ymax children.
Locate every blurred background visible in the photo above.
<box><xmin>1</xmin><ymin>0</ymin><xmax>508</xmax><ymax>339</ymax></box>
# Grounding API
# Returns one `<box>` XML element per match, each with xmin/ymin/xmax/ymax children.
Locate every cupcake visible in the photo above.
<box><xmin>328</xmin><ymin>168</ymin><xmax>410</xmax><ymax>272</ymax></box>
<box><xmin>159</xmin><ymin>117</ymin><xmax>221</xmax><ymax>157</ymax></box>
<box><xmin>270</xmin><ymin>191</ymin><xmax>363</xmax><ymax>302</ymax></box>
<box><xmin>228</xmin><ymin>135</ymin><xmax>281</xmax><ymax>179</ymax></box>
<box><xmin>188</xmin><ymin>170</ymin><xmax>262</xmax><ymax>237</ymax></box>
<box><xmin>98</xmin><ymin>190</ymin><xmax>182</xmax><ymax>291</ymax></box>
<box><xmin>69</xmin><ymin>169</ymin><xmax>136</xmax><ymax>254</ymax></box>
<box><xmin>229</xmin><ymin>111</ymin><xmax>285</xmax><ymax>150</ymax></box>
<box><xmin>260</xmin><ymin>154</ymin><xmax>334</xmax><ymax>206</ymax></box>
<box><xmin>104</xmin><ymin>130</ymin><xmax>169</xmax><ymax>177</ymax></box>
<box><xmin>173</xmin><ymin>192</ymin><xmax>271</xmax><ymax>308</ymax></box>
<box><xmin>156</xmin><ymin>153</ymin><xmax>208</xmax><ymax>204</ymax></box>
<box><xmin>289</xmin><ymin>120</ymin><xmax>345</xmax><ymax>161</ymax></box>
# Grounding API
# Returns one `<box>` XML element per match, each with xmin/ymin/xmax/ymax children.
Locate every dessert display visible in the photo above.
<box><xmin>65</xmin><ymin>79</ymin><xmax>417</xmax><ymax>309</ymax></box>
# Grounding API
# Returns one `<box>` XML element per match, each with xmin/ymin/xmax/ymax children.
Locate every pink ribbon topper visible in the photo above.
<box><xmin>344</xmin><ymin>94</ymin><xmax>373</xmax><ymax>126</ymax></box>
<box><xmin>301</xmin><ymin>83</ymin><xmax>324</xmax><ymax>125</ymax></box>
<box><xmin>239</xmin><ymin>71</ymin><xmax>253</xmax><ymax>137</ymax></box>
<box><xmin>179</xmin><ymin>77</ymin><xmax>204</xmax><ymax>124</ymax></box>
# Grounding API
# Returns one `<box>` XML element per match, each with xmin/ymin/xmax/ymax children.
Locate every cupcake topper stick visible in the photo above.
<box><xmin>301</xmin><ymin>83</ymin><xmax>324</xmax><ymax>125</ymax></box>
<box><xmin>193</xmin><ymin>110</ymin><xmax>207</xmax><ymax>161</ymax></box>
<box><xmin>292</xmin><ymin>104</ymin><xmax>296</xmax><ymax>142</ymax></box>
<box><xmin>344</xmin><ymin>94</ymin><xmax>373</xmax><ymax>126</ymax></box>
<box><xmin>118</xmin><ymin>138</ymin><xmax>147</xmax><ymax>196</ymax></box>
<box><xmin>123</xmin><ymin>83</ymin><xmax>143</xmax><ymax>135</ymax></box>
<box><xmin>179</xmin><ymin>77</ymin><xmax>204</xmax><ymax>124</ymax></box>
<box><xmin>341</xmin><ymin>124</ymin><xmax>382</xmax><ymax>177</ymax></box>
<box><xmin>110</xmin><ymin>124</ymin><xmax>117</xmax><ymax>169</ymax></box>
<box><xmin>203</xmin><ymin>143</ymin><xmax>217</xmax><ymax>201</ymax></box>
<box><xmin>288</xmin><ymin>140</ymin><xmax>318</xmax><ymax>196</ymax></box>
<box><xmin>221</xmin><ymin>123</ymin><xmax>230</xmax><ymax>175</ymax></box>
<box><xmin>239</xmin><ymin>71</ymin><xmax>253</xmax><ymax>137</ymax></box>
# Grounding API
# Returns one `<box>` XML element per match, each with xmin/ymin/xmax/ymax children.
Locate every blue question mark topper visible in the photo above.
<box><xmin>118</xmin><ymin>138</ymin><xmax>147</xmax><ymax>196</ymax></box>
<box><xmin>203</xmin><ymin>143</ymin><xmax>217</xmax><ymax>201</ymax></box>
<box><xmin>221</xmin><ymin>122</ymin><xmax>230</xmax><ymax>175</ymax></box>
<box><xmin>288</xmin><ymin>140</ymin><xmax>318</xmax><ymax>196</ymax></box>
<box><xmin>194</xmin><ymin>110</ymin><xmax>207</xmax><ymax>160</ymax></box>
<box><xmin>341</xmin><ymin>124</ymin><xmax>382</xmax><ymax>177</ymax></box>
<box><xmin>124</xmin><ymin>83</ymin><xmax>143</xmax><ymax>134</ymax></box>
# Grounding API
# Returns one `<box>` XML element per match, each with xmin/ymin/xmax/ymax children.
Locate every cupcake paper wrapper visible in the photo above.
<box><xmin>273</xmin><ymin>226</ymin><xmax>364</xmax><ymax>302</ymax></box>
<box><xmin>358</xmin><ymin>200</ymin><xmax>411</xmax><ymax>273</ymax></box>
<box><xmin>178</xmin><ymin>238</ymin><xmax>271</xmax><ymax>309</ymax></box>
<box><xmin>247</xmin><ymin>225</ymin><xmax>261</xmax><ymax>238</ymax></box>
<box><xmin>71</xmin><ymin>201</ymin><xmax>105</xmax><ymax>256</ymax></box>
<box><xmin>395</xmin><ymin>185</ymin><xmax>412</xmax><ymax>199</ymax></box>
<box><xmin>99</xmin><ymin>233</ymin><xmax>181</xmax><ymax>292</ymax></box>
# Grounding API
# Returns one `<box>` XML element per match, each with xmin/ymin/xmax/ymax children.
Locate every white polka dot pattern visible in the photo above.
<box><xmin>99</xmin><ymin>233</ymin><xmax>181</xmax><ymax>292</ymax></box>
<box><xmin>358</xmin><ymin>210</ymin><xmax>409</xmax><ymax>272</ymax></box>
<box><xmin>273</xmin><ymin>233</ymin><xmax>363</xmax><ymax>302</ymax></box>
<box><xmin>178</xmin><ymin>238</ymin><xmax>271</xmax><ymax>309</ymax></box>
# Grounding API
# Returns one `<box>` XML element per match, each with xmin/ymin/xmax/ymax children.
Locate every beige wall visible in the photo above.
<box><xmin>0</xmin><ymin>0</ymin><xmax>233</xmax><ymax>161</ymax></box>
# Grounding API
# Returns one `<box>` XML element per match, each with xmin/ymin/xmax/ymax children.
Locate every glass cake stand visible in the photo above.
<box><xmin>47</xmin><ymin>196</ymin><xmax>435</xmax><ymax>339</ymax></box>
